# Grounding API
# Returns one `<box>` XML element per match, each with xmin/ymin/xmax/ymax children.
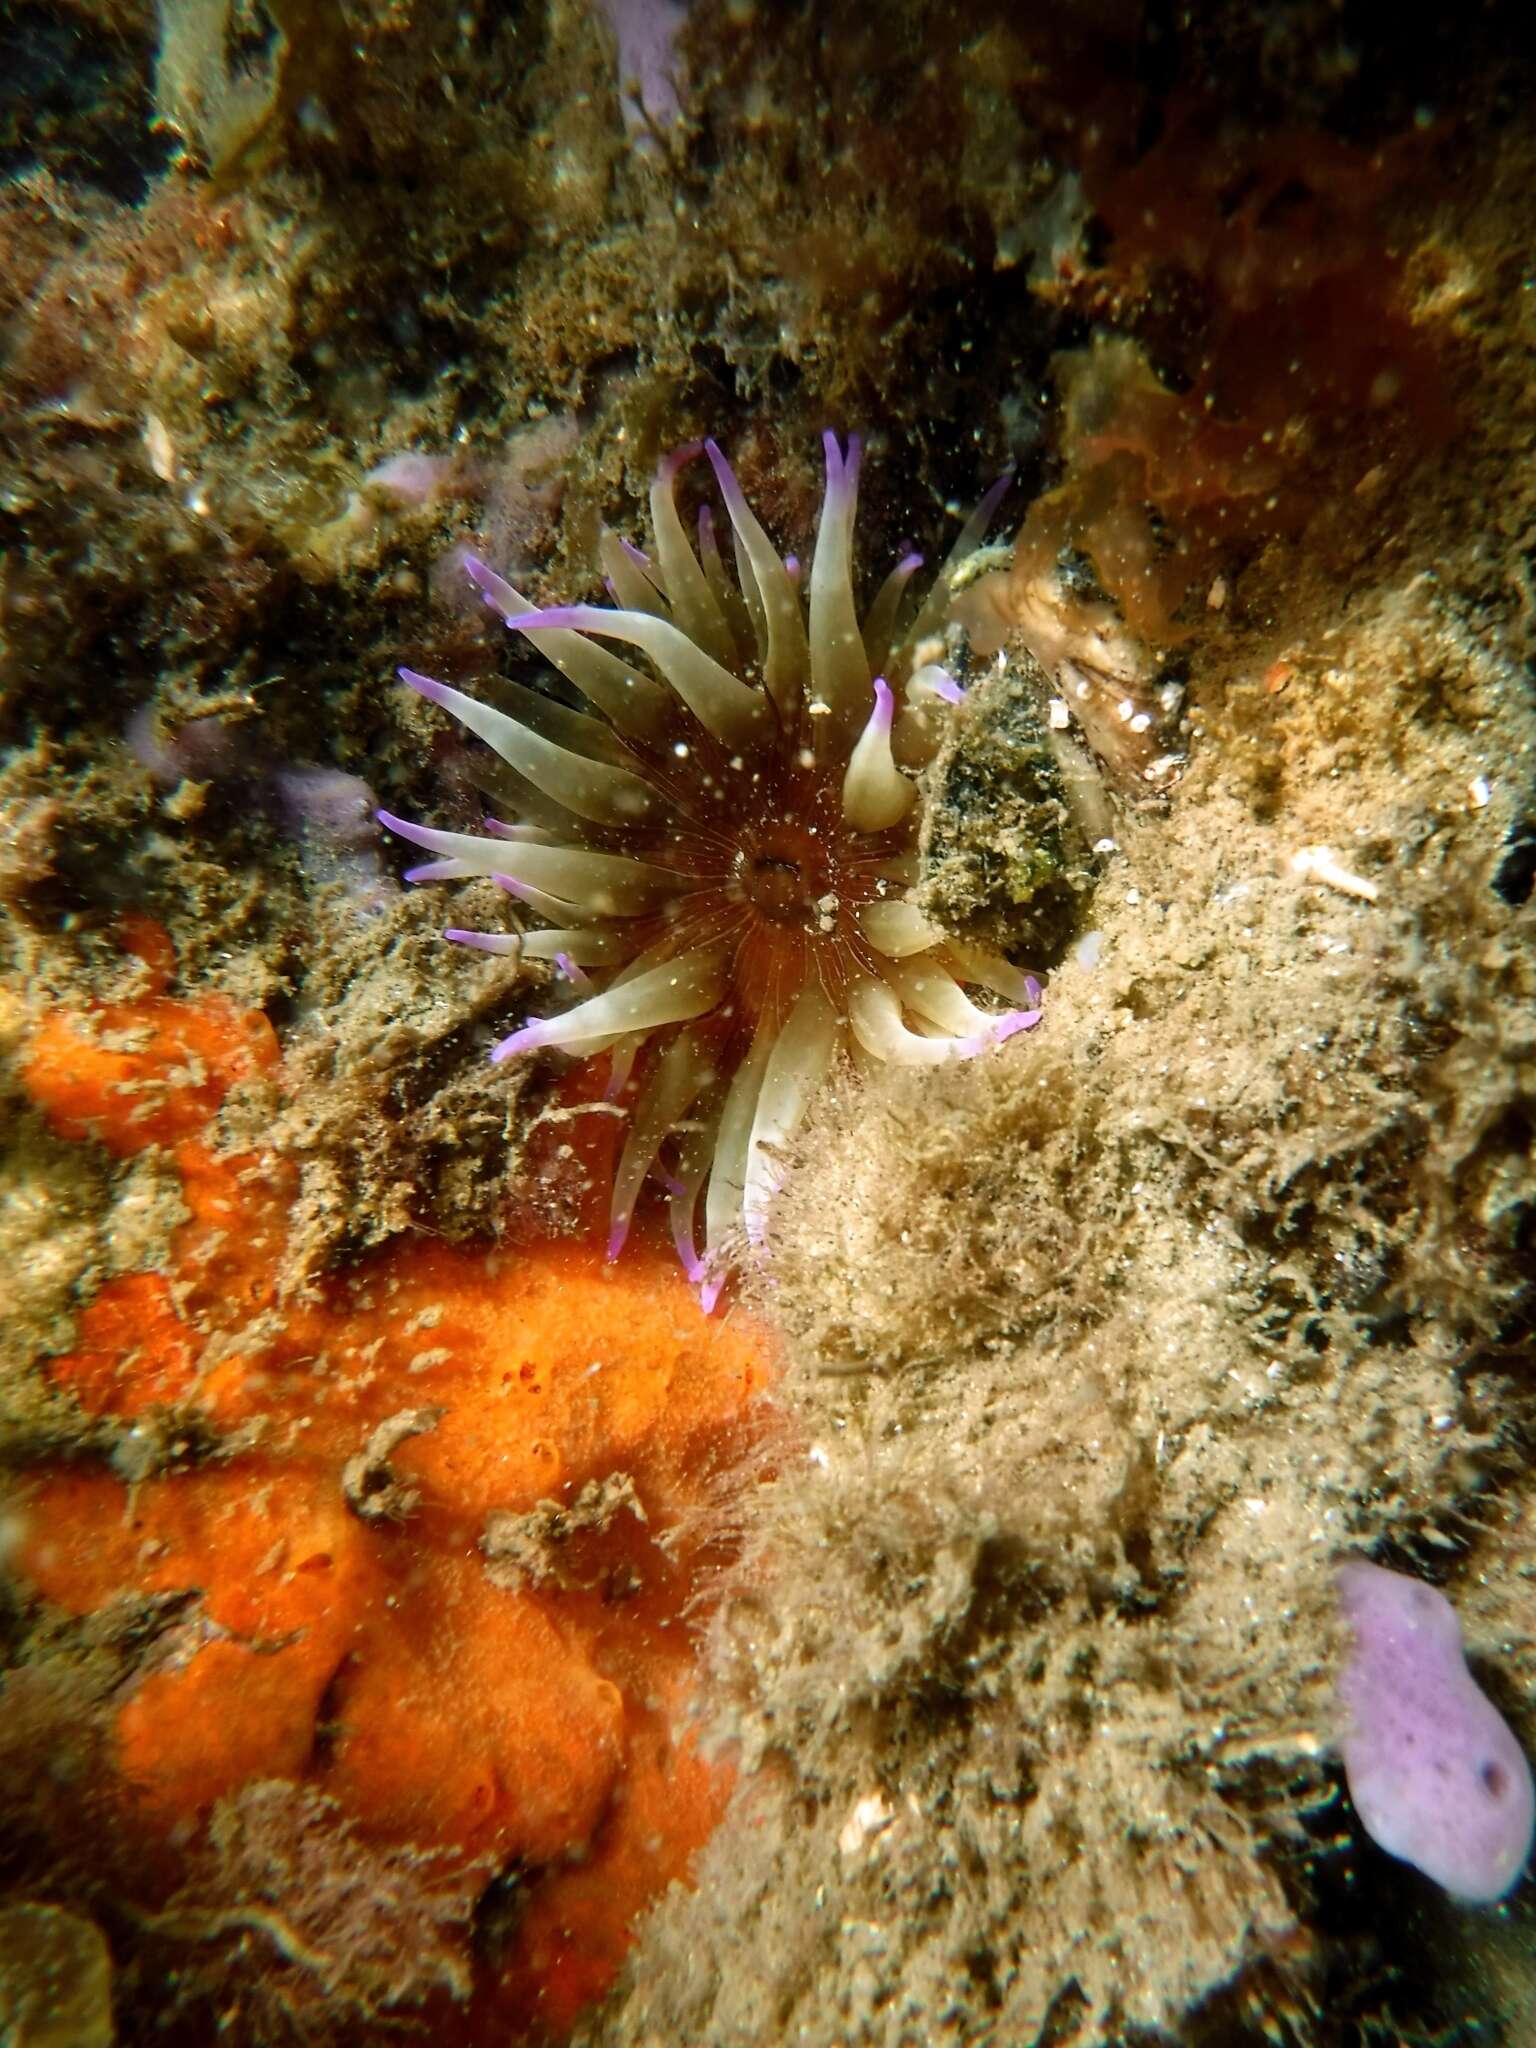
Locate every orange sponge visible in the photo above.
<box><xmin>18</xmin><ymin>925</ymin><xmax>771</xmax><ymax>2038</ymax></box>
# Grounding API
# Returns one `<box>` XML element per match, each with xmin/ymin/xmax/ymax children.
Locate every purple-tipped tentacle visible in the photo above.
<box><xmin>403</xmin><ymin>858</ymin><xmax>471</xmax><ymax>883</ymax></box>
<box><xmin>972</xmin><ymin>468</ymin><xmax>1016</xmax><ymax>532</ymax></box>
<box><xmin>954</xmin><ymin>1005</ymin><xmax>1043</xmax><ymax>1059</ymax></box>
<box><xmin>702</xmin><ymin>438</ymin><xmax>745</xmax><ymax>511</ymax></box>
<box><xmin>657</xmin><ymin>440</ymin><xmax>704</xmax><ymax>484</ymax></box>
<box><xmin>671</xmin><ymin>1210</ymin><xmax>706</xmax><ymax>1285</ymax></box>
<box><xmin>492</xmin><ymin>871</ymin><xmax>539</xmax><ymax>905</ymax></box>
<box><xmin>940</xmin><ymin>469</ymin><xmax>1016</xmax><ymax>570</ymax></box>
<box><xmin>489</xmin><ymin>1016</ymin><xmax>559</xmax><ymax>1064</ymax></box>
<box><xmin>821</xmin><ymin>428</ymin><xmax>862</xmax><ymax>504</ymax></box>
<box><xmin>696</xmin><ymin>1261</ymin><xmax>726</xmax><ymax>1315</ymax></box>
<box><xmin>483</xmin><ymin>818</ymin><xmax>550</xmax><ymax>843</ymax></box>
<box><xmin>462</xmin><ymin>553</ymin><xmax>517</xmax><ymax>622</ymax></box>
<box><xmin>378</xmin><ymin>807</ymin><xmax>440</xmax><ymax>852</ymax></box>
<box><xmin>398</xmin><ymin>666</ymin><xmax>456</xmax><ymax>710</ymax></box>
<box><xmin>497</xmin><ymin>605</ymin><xmax>602</xmax><ymax>635</ymax></box>
<box><xmin>445</xmin><ymin>928</ymin><xmax>519</xmax><ymax>955</ymax></box>
<box><xmin>912</xmin><ymin>663</ymin><xmax>964</xmax><ymax>705</ymax></box>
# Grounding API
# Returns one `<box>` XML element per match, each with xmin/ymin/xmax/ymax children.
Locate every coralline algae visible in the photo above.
<box><xmin>1336</xmin><ymin>1557</ymin><xmax>1534</xmax><ymax>1903</ymax></box>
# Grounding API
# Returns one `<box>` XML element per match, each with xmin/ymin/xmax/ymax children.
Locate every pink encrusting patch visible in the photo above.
<box><xmin>1336</xmin><ymin>1557</ymin><xmax>1535</xmax><ymax>1903</ymax></box>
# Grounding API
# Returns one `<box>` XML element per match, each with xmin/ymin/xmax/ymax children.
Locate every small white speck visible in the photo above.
<box><xmin>1469</xmin><ymin>775</ymin><xmax>1491</xmax><ymax>809</ymax></box>
<box><xmin>1048</xmin><ymin>697</ymin><xmax>1070</xmax><ymax>729</ymax></box>
<box><xmin>838</xmin><ymin>1793</ymin><xmax>894</xmax><ymax>1858</ymax></box>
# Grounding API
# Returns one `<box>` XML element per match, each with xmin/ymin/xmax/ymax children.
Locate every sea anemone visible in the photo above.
<box><xmin>379</xmin><ymin>435</ymin><xmax>1042</xmax><ymax>1305</ymax></box>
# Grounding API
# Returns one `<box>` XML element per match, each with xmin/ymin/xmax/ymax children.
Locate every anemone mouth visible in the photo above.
<box><xmin>734</xmin><ymin>819</ymin><xmax>839</xmax><ymax>930</ymax></box>
<box><xmin>382</xmin><ymin>434</ymin><xmax>1042</xmax><ymax>1304</ymax></box>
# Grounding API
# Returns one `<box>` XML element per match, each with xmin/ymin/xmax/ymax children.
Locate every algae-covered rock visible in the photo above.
<box><xmin>0</xmin><ymin>1903</ymin><xmax>114</xmax><ymax>2048</ymax></box>
<box><xmin>918</xmin><ymin>645</ymin><xmax>1105</xmax><ymax>962</ymax></box>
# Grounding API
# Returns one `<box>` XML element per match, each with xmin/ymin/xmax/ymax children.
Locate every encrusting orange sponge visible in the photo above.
<box><xmin>17</xmin><ymin>921</ymin><xmax>771</xmax><ymax>2038</ymax></box>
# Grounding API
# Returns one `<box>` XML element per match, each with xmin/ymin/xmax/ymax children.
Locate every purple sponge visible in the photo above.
<box><xmin>1336</xmin><ymin>1558</ymin><xmax>1534</xmax><ymax>1903</ymax></box>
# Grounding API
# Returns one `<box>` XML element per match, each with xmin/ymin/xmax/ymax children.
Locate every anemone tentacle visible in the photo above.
<box><xmin>382</xmin><ymin>436</ymin><xmax>1041</xmax><ymax>1305</ymax></box>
